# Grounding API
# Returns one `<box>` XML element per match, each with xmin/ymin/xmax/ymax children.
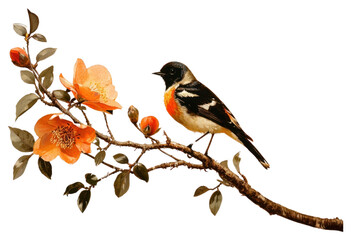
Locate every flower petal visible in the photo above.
<box><xmin>34</xmin><ymin>114</ymin><xmax>58</xmax><ymax>137</ymax></box>
<box><xmin>46</xmin><ymin>114</ymin><xmax>71</xmax><ymax>128</ymax></box>
<box><xmin>33</xmin><ymin>133</ymin><xmax>60</xmax><ymax>161</ymax></box>
<box><xmin>76</xmin><ymin>141</ymin><xmax>91</xmax><ymax>153</ymax></box>
<box><xmin>59</xmin><ymin>74</ymin><xmax>76</xmax><ymax>93</ymax></box>
<box><xmin>77</xmin><ymin>125</ymin><xmax>96</xmax><ymax>143</ymax></box>
<box><xmin>75</xmin><ymin>84</ymin><xmax>100</xmax><ymax>102</ymax></box>
<box><xmin>105</xmin><ymin>85</ymin><xmax>118</xmax><ymax>100</ymax></box>
<box><xmin>74</xmin><ymin>58</ymin><xmax>88</xmax><ymax>85</ymax></box>
<box><xmin>59</xmin><ymin>145</ymin><xmax>81</xmax><ymax>164</ymax></box>
<box><xmin>86</xmin><ymin>65</ymin><xmax>112</xmax><ymax>86</ymax></box>
<box><xmin>83</xmin><ymin>100</ymin><xmax>122</xmax><ymax>112</ymax></box>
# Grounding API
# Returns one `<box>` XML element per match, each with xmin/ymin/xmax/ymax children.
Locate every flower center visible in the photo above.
<box><xmin>89</xmin><ymin>82</ymin><xmax>108</xmax><ymax>102</ymax></box>
<box><xmin>50</xmin><ymin>124</ymin><xmax>76</xmax><ymax>149</ymax></box>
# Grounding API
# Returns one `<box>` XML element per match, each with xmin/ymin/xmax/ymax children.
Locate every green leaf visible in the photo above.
<box><xmin>27</xmin><ymin>9</ymin><xmax>39</xmax><ymax>34</ymax></box>
<box><xmin>217</xmin><ymin>179</ymin><xmax>232</xmax><ymax>187</ymax></box>
<box><xmin>15</xmin><ymin>93</ymin><xmax>39</xmax><ymax>120</ymax></box>
<box><xmin>85</xmin><ymin>173</ymin><xmax>99</xmax><ymax>186</ymax></box>
<box><xmin>133</xmin><ymin>163</ymin><xmax>149</xmax><ymax>182</ymax></box>
<box><xmin>52</xmin><ymin>90</ymin><xmax>71</xmax><ymax>102</ymax></box>
<box><xmin>209</xmin><ymin>190</ymin><xmax>222</xmax><ymax>216</ymax></box>
<box><xmin>194</xmin><ymin>186</ymin><xmax>210</xmax><ymax>197</ymax></box>
<box><xmin>38</xmin><ymin>157</ymin><xmax>52</xmax><ymax>179</ymax></box>
<box><xmin>220</xmin><ymin>160</ymin><xmax>228</xmax><ymax>169</ymax></box>
<box><xmin>9</xmin><ymin>127</ymin><xmax>35</xmax><ymax>152</ymax></box>
<box><xmin>36</xmin><ymin>48</ymin><xmax>57</xmax><ymax>62</ymax></box>
<box><xmin>77</xmin><ymin>190</ymin><xmax>91</xmax><ymax>213</ymax></box>
<box><xmin>39</xmin><ymin>65</ymin><xmax>54</xmax><ymax>90</ymax></box>
<box><xmin>20</xmin><ymin>70</ymin><xmax>35</xmax><ymax>84</ymax></box>
<box><xmin>113</xmin><ymin>153</ymin><xmax>129</xmax><ymax>164</ymax></box>
<box><xmin>32</xmin><ymin>33</ymin><xmax>47</xmax><ymax>42</ymax></box>
<box><xmin>93</xmin><ymin>137</ymin><xmax>100</xmax><ymax>147</ymax></box>
<box><xmin>63</xmin><ymin>182</ymin><xmax>85</xmax><ymax>196</ymax></box>
<box><xmin>94</xmin><ymin>151</ymin><xmax>106</xmax><ymax>166</ymax></box>
<box><xmin>114</xmin><ymin>171</ymin><xmax>130</xmax><ymax>198</ymax></box>
<box><xmin>13</xmin><ymin>23</ymin><xmax>27</xmax><ymax>36</ymax></box>
<box><xmin>13</xmin><ymin>155</ymin><xmax>32</xmax><ymax>180</ymax></box>
<box><xmin>233</xmin><ymin>152</ymin><xmax>241</xmax><ymax>174</ymax></box>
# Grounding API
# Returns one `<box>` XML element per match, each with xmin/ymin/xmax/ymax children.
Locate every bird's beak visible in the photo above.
<box><xmin>153</xmin><ymin>72</ymin><xmax>165</xmax><ymax>76</ymax></box>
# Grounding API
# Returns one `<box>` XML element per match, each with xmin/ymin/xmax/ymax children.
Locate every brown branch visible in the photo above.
<box><xmin>103</xmin><ymin>134</ymin><xmax>343</xmax><ymax>231</ymax></box>
<box><xmin>148</xmin><ymin>160</ymin><xmax>204</xmax><ymax>171</ymax></box>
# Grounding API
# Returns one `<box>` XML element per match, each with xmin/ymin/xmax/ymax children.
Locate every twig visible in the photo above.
<box><xmin>99</xmin><ymin>169</ymin><xmax>119</xmax><ymax>181</ymax></box>
<box><xmin>80</xmin><ymin>108</ymin><xmax>91</xmax><ymax>126</ymax></box>
<box><xmin>103</xmin><ymin>112</ymin><xmax>114</xmax><ymax>140</ymax></box>
<box><xmin>158</xmin><ymin>148</ymin><xmax>182</xmax><ymax>162</ymax></box>
<box><xmin>147</xmin><ymin>160</ymin><xmax>204</xmax><ymax>171</ymax></box>
<box><xmin>129</xmin><ymin>149</ymin><xmax>146</xmax><ymax>168</ymax></box>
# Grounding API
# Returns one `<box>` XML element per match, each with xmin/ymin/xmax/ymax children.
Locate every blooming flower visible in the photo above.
<box><xmin>10</xmin><ymin>47</ymin><xmax>30</xmax><ymax>68</ymax></box>
<box><xmin>59</xmin><ymin>58</ymin><xmax>122</xmax><ymax>112</ymax></box>
<box><xmin>33</xmin><ymin>114</ymin><xmax>96</xmax><ymax>164</ymax></box>
<box><xmin>140</xmin><ymin>116</ymin><xmax>160</xmax><ymax>137</ymax></box>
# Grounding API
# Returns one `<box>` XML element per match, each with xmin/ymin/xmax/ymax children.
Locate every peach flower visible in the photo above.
<box><xmin>59</xmin><ymin>58</ymin><xmax>122</xmax><ymax>112</ymax></box>
<box><xmin>33</xmin><ymin>114</ymin><xmax>96</xmax><ymax>164</ymax></box>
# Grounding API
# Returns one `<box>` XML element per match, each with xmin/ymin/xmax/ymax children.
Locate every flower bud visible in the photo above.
<box><xmin>128</xmin><ymin>105</ymin><xmax>139</xmax><ymax>124</ymax></box>
<box><xmin>10</xmin><ymin>47</ymin><xmax>30</xmax><ymax>68</ymax></box>
<box><xmin>140</xmin><ymin>116</ymin><xmax>159</xmax><ymax>137</ymax></box>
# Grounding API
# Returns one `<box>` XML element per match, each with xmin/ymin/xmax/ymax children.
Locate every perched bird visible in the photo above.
<box><xmin>153</xmin><ymin>61</ymin><xmax>269</xmax><ymax>169</ymax></box>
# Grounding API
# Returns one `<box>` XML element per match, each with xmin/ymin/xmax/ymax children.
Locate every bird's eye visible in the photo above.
<box><xmin>169</xmin><ymin>68</ymin><xmax>175</xmax><ymax>75</ymax></box>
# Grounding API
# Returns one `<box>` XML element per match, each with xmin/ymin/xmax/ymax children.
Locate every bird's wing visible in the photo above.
<box><xmin>175</xmin><ymin>80</ymin><xmax>253</xmax><ymax>141</ymax></box>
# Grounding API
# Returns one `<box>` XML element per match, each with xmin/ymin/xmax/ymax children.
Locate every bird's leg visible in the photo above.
<box><xmin>187</xmin><ymin>131</ymin><xmax>209</xmax><ymax>149</ymax></box>
<box><xmin>204</xmin><ymin>133</ymin><xmax>215</xmax><ymax>156</ymax></box>
<box><xmin>195</xmin><ymin>131</ymin><xmax>210</xmax><ymax>142</ymax></box>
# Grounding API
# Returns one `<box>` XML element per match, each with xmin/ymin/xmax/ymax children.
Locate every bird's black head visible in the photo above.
<box><xmin>153</xmin><ymin>62</ymin><xmax>188</xmax><ymax>90</ymax></box>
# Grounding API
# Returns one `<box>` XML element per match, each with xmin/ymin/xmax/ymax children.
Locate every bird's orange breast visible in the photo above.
<box><xmin>164</xmin><ymin>87</ymin><xmax>180</xmax><ymax>119</ymax></box>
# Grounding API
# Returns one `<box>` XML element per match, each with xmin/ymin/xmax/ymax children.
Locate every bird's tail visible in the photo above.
<box><xmin>240</xmin><ymin>137</ymin><xmax>270</xmax><ymax>169</ymax></box>
<box><xmin>226</xmin><ymin>130</ymin><xmax>270</xmax><ymax>169</ymax></box>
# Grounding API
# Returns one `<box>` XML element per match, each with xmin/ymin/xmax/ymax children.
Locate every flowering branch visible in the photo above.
<box><xmin>28</xmin><ymin>74</ymin><xmax>346</xmax><ymax>230</ymax></box>
<box><xmin>8</xmin><ymin>9</ymin><xmax>343</xmax><ymax>232</ymax></box>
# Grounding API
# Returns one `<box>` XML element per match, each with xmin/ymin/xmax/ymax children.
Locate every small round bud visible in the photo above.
<box><xmin>140</xmin><ymin>116</ymin><xmax>159</xmax><ymax>137</ymax></box>
<box><xmin>10</xmin><ymin>47</ymin><xmax>30</xmax><ymax>68</ymax></box>
<box><xmin>128</xmin><ymin>105</ymin><xmax>139</xmax><ymax>124</ymax></box>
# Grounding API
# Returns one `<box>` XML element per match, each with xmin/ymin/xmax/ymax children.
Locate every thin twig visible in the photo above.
<box><xmin>103</xmin><ymin>112</ymin><xmax>114</xmax><ymax>140</ymax></box>
<box><xmin>80</xmin><ymin>108</ymin><xmax>91</xmax><ymax>126</ymax></box>
<box><xmin>158</xmin><ymin>148</ymin><xmax>182</xmax><ymax>162</ymax></box>
<box><xmin>99</xmin><ymin>169</ymin><xmax>119</xmax><ymax>181</ymax></box>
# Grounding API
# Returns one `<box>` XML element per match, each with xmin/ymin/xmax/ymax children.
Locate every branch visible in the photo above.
<box><xmin>100</xmin><ymin>132</ymin><xmax>343</xmax><ymax>231</ymax></box>
<box><xmin>147</xmin><ymin>160</ymin><xmax>204</xmax><ymax>171</ymax></box>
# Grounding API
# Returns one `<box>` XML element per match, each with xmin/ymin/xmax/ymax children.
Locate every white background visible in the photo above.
<box><xmin>0</xmin><ymin>0</ymin><xmax>350</xmax><ymax>239</ymax></box>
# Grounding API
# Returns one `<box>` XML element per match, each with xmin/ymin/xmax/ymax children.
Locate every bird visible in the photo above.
<box><xmin>153</xmin><ymin>61</ymin><xmax>270</xmax><ymax>169</ymax></box>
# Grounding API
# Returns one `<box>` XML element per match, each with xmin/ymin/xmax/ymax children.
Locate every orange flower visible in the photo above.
<box><xmin>140</xmin><ymin>116</ymin><xmax>160</xmax><ymax>137</ymax></box>
<box><xmin>33</xmin><ymin>114</ymin><xmax>96</xmax><ymax>164</ymax></box>
<box><xmin>10</xmin><ymin>47</ymin><xmax>30</xmax><ymax>68</ymax></box>
<box><xmin>59</xmin><ymin>58</ymin><xmax>122</xmax><ymax>112</ymax></box>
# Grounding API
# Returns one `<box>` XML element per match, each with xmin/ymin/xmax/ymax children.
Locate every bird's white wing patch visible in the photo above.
<box><xmin>199</xmin><ymin>99</ymin><xmax>217</xmax><ymax>110</ymax></box>
<box><xmin>176</xmin><ymin>90</ymin><xmax>199</xmax><ymax>98</ymax></box>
